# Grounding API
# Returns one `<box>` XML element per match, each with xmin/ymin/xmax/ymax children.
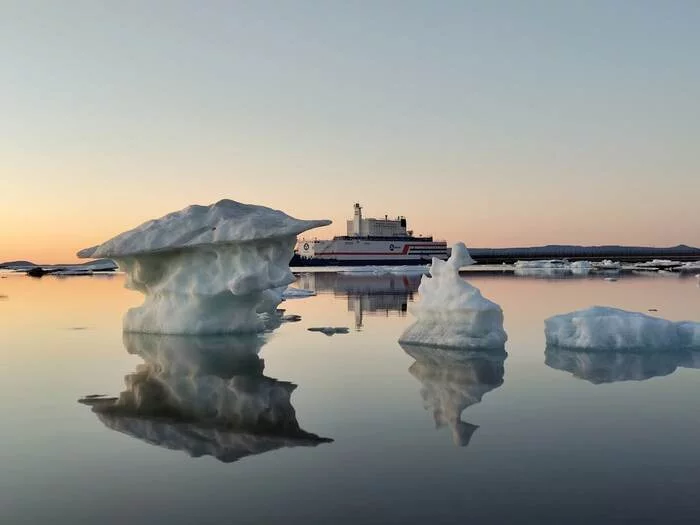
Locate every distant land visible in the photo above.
<box><xmin>466</xmin><ymin>244</ymin><xmax>700</xmax><ymax>264</ymax></box>
<box><xmin>0</xmin><ymin>259</ymin><xmax>117</xmax><ymax>272</ymax></box>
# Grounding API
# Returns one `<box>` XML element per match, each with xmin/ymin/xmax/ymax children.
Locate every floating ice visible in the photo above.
<box><xmin>338</xmin><ymin>265</ymin><xmax>429</xmax><ymax>276</ymax></box>
<box><xmin>678</xmin><ymin>261</ymin><xmax>700</xmax><ymax>272</ymax></box>
<box><xmin>402</xmin><ymin>343</ymin><xmax>506</xmax><ymax>446</ymax></box>
<box><xmin>570</xmin><ymin>260</ymin><xmax>592</xmax><ymax>275</ymax></box>
<box><xmin>592</xmin><ymin>260</ymin><xmax>621</xmax><ymax>270</ymax></box>
<box><xmin>514</xmin><ymin>259</ymin><xmax>569</xmax><ymax>269</ymax></box>
<box><xmin>544</xmin><ymin>306</ymin><xmax>700</xmax><ymax>352</ymax></box>
<box><xmin>632</xmin><ymin>259</ymin><xmax>681</xmax><ymax>269</ymax></box>
<box><xmin>281</xmin><ymin>287</ymin><xmax>317</xmax><ymax>299</ymax></box>
<box><xmin>399</xmin><ymin>243</ymin><xmax>507</xmax><ymax>349</ymax></box>
<box><xmin>80</xmin><ymin>333</ymin><xmax>331</xmax><ymax>462</ymax></box>
<box><xmin>307</xmin><ymin>326</ymin><xmax>349</xmax><ymax>336</ymax></box>
<box><xmin>77</xmin><ymin>200</ymin><xmax>330</xmax><ymax>334</ymax></box>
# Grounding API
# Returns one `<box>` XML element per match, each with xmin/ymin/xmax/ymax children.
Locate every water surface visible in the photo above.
<box><xmin>1</xmin><ymin>270</ymin><xmax>698</xmax><ymax>524</ymax></box>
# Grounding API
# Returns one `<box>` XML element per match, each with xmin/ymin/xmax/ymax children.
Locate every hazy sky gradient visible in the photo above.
<box><xmin>2</xmin><ymin>1</ymin><xmax>699</xmax><ymax>262</ymax></box>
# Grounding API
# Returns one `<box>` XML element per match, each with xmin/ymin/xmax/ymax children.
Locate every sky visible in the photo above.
<box><xmin>2</xmin><ymin>0</ymin><xmax>699</xmax><ymax>262</ymax></box>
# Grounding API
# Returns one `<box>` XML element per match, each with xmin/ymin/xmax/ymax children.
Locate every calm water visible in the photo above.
<box><xmin>1</xmin><ymin>269</ymin><xmax>699</xmax><ymax>525</ymax></box>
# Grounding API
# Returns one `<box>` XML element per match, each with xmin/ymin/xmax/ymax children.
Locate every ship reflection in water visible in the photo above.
<box><xmin>79</xmin><ymin>333</ymin><xmax>332</xmax><ymax>463</ymax></box>
<box><xmin>400</xmin><ymin>343</ymin><xmax>506</xmax><ymax>446</ymax></box>
<box><xmin>545</xmin><ymin>346</ymin><xmax>700</xmax><ymax>384</ymax></box>
<box><xmin>295</xmin><ymin>272</ymin><xmax>422</xmax><ymax>328</ymax></box>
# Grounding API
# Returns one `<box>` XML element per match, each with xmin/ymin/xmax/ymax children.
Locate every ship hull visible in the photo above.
<box><xmin>290</xmin><ymin>255</ymin><xmax>437</xmax><ymax>266</ymax></box>
<box><xmin>294</xmin><ymin>238</ymin><xmax>448</xmax><ymax>266</ymax></box>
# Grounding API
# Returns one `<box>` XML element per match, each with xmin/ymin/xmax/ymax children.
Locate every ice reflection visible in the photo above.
<box><xmin>545</xmin><ymin>346</ymin><xmax>700</xmax><ymax>384</ymax></box>
<box><xmin>401</xmin><ymin>343</ymin><xmax>506</xmax><ymax>446</ymax></box>
<box><xmin>80</xmin><ymin>333</ymin><xmax>331</xmax><ymax>462</ymax></box>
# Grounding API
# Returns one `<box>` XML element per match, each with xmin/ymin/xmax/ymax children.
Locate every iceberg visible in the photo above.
<box><xmin>544</xmin><ymin>306</ymin><xmax>700</xmax><ymax>352</ymax></box>
<box><xmin>402</xmin><ymin>343</ymin><xmax>506</xmax><ymax>446</ymax></box>
<box><xmin>399</xmin><ymin>243</ymin><xmax>507</xmax><ymax>350</ymax></box>
<box><xmin>80</xmin><ymin>333</ymin><xmax>331</xmax><ymax>462</ymax></box>
<box><xmin>77</xmin><ymin>200</ymin><xmax>330</xmax><ymax>334</ymax></box>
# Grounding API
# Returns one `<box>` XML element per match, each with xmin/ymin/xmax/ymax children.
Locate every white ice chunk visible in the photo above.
<box><xmin>78</xmin><ymin>200</ymin><xmax>329</xmax><ymax>334</ymax></box>
<box><xmin>399</xmin><ymin>243</ymin><xmax>507</xmax><ymax>349</ymax></box>
<box><xmin>545</xmin><ymin>306</ymin><xmax>700</xmax><ymax>352</ymax></box>
<box><xmin>592</xmin><ymin>260</ymin><xmax>621</xmax><ymax>270</ymax></box>
<box><xmin>514</xmin><ymin>259</ymin><xmax>569</xmax><ymax>269</ymax></box>
<box><xmin>678</xmin><ymin>261</ymin><xmax>700</xmax><ymax>272</ymax></box>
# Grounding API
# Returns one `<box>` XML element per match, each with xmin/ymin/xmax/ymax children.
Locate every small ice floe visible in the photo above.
<box><xmin>338</xmin><ymin>266</ymin><xmax>389</xmax><ymax>276</ymax></box>
<box><xmin>387</xmin><ymin>265</ymin><xmax>430</xmax><ymax>275</ymax></box>
<box><xmin>399</xmin><ymin>243</ymin><xmax>507</xmax><ymax>350</ymax></box>
<box><xmin>676</xmin><ymin>262</ymin><xmax>700</xmax><ymax>273</ymax></box>
<box><xmin>513</xmin><ymin>259</ymin><xmax>572</xmax><ymax>277</ymax></box>
<box><xmin>632</xmin><ymin>259</ymin><xmax>682</xmax><ymax>271</ymax></box>
<box><xmin>307</xmin><ymin>327</ymin><xmax>350</xmax><ymax>336</ymax></box>
<box><xmin>592</xmin><ymin>260</ymin><xmax>621</xmax><ymax>271</ymax></box>
<box><xmin>77</xmin><ymin>200</ymin><xmax>330</xmax><ymax>334</ymax></box>
<box><xmin>281</xmin><ymin>287</ymin><xmax>316</xmax><ymax>299</ymax></box>
<box><xmin>570</xmin><ymin>260</ymin><xmax>592</xmax><ymax>275</ymax></box>
<box><xmin>545</xmin><ymin>306</ymin><xmax>700</xmax><ymax>352</ymax></box>
<box><xmin>282</xmin><ymin>314</ymin><xmax>302</xmax><ymax>322</ymax></box>
<box><xmin>514</xmin><ymin>259</ymin><xmax>569</xmax><ymax>269</ymax></box>
<box><xmin>78</xmin><ymin>394</ymin><xmax>119</xmax><ymax>406</ymax></box>
<box><xmin>54</xmin><ymin>268</ymin><xmax>94</xmax><ymax>276</ymax></box>
<box><xmin>604</xmin><ymin>277</ymin><xmax>618</xmax><ymax>282</ymax></box>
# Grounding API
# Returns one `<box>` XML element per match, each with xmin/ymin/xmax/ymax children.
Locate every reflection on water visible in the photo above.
<box><xmin>545</xmin><ymin>346</ymin><xmax>700</xmax><ymax>384</ymax></box>
<box><xmin>296</xmin><ymin>272</ymin><xmax>421</xmax><ymax>328</ymax></box>
<box><xmin>401</xmin><ymin>344</ymin><xmax>506</xmax><ymax>446</ymax></box>
<box><xmin>80</xmin><ymin>333</ymin><xmax>332</xmax><ymax>462</ymax></box>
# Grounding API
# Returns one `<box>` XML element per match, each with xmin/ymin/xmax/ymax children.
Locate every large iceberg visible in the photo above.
<box><xmin>399</xmin><ymin>243</ymin><xmax>507</xmax><ymax>349</ymax></box>
<box><xmin>78</xmin><ymin>200</ymin><xmax>330</xmax><ymax>334</ymax></box>
<box><xmin>402</xmin><ymin>343</ymin><xmax>506</xmax><ymax>446</ymax></box>
<box><xmin>80</xmin><ymin>333</ymin><xmax>331</xmax><ymax>462</ymax></box>
<box><xmin>544</xmin><ymin>306</ymin><xmax>700</xmax><ymax>352</ymax></box>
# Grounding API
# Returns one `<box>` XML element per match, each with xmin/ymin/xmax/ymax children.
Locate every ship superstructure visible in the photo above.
<box><xmin>295</xmin><ymin>204</ymin><xmax>448</xmax><ymax>265</ymax></box>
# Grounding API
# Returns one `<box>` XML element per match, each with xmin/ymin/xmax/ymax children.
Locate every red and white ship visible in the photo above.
<box><xmin>294</xmin><ymin>203</ymin><xmax>448</xmax><ymax>266</ymax></box>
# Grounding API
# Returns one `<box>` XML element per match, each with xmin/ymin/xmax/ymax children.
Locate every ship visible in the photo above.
<box><xmin>292</xmin><ymin>203</ymin><xmax>448</xmax><ymax>266</ymax></box>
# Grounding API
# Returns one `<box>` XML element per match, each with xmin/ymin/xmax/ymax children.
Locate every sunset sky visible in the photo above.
<box><xmin>2</xmin><ymin>1</ymin><xmax>699</xmax><ymax>263</ymax></box>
